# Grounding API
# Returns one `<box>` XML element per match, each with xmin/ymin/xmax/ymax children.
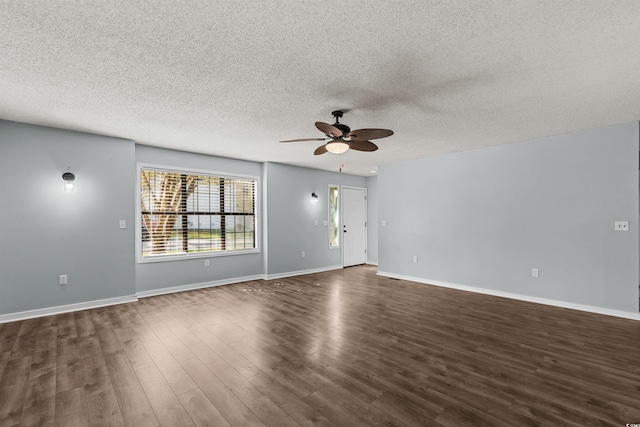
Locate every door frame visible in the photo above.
<box><xmin>341</xmin><ymin>185</ymin><xmax>368</xmax><ymax>267</ymax></box>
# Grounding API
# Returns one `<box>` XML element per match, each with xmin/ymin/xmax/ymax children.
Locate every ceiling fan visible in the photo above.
<box><xmin>280</xmin><ymin>110</ymin><xmax>393</xmax><ymax>155</ymax></box>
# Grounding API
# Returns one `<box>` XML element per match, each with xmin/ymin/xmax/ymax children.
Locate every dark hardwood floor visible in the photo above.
<box><xmin>1</xmin><ymin>265</ymin><xmax>639</xmax><ymax>426</ymax></box>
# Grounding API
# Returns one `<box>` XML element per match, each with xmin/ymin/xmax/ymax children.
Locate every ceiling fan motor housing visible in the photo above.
<box><xmin>331</xmin><ymin>110</ymin><xmax>350</xmax><ymax>136</ymax></box>
<box><xmin>333</xmin><ymin>123</ymin><xmax>351</xmax><ymax>136</ymax></box>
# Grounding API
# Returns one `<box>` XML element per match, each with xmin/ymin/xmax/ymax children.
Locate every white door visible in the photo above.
<box><xmin>342</xmin><ymin>187</ymin><xmax>367</xmax><ymax>267</ymax></box>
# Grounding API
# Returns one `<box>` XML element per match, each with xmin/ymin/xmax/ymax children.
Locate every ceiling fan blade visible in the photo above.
<box><xmin>280</xmin><ymin>137</ymin><xmax>328</xmax><ymax>143</ymax></box>
<box><xmin>348</xmin><ymin>128</ymin><xmax>394</xmax><ymax>140</ymax></box>
<box><xmin>315</xmin><ymin>122</ymin><xmax>343</xmax><ymax>138</ymax></box>
<box><xmin>314</xmin><ymin>144</ymin><xmax>328</xmax><ymax>155</ymax></box>
<box><xmin>349</xmin><ymin>140</ymin><xmax>378</xmax><ymax>152</ymax></box>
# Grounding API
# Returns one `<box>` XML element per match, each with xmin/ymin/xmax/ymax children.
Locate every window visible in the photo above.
<box><xmin>138</xmin><ymin>165</ymin><xmax>258</xmax><ymax>261</ymax></box>
<box><xmin>328</xmin><ymin>185</ymin><xmax>339</xmax><ymax>248</ymax></box>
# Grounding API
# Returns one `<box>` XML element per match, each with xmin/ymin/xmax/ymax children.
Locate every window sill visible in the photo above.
<box><xmin>137</xmin><ymin>248</ymin><xmax>260</xmax><ymax>264</ymax></box>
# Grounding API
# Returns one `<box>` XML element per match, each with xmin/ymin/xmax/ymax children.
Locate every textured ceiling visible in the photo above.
<box><xmin>1</xmin><ymin>1</ymin><xmax>640</xmax><ymax>176</ymax></box>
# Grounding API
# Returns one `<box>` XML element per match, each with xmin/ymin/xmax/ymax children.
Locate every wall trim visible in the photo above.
<box><xmin>1</xmin><ymin>268</ymin><xmax>343</xmax><ymax>323</ymax></box>
<box><xmin>138</xmin><ymin>266</ymin><xmax>344</xmax><ymax>298</ymax></box>
<box><xmin>0</xmin><ymin>295</ymin><xmax>139</xmax><ymax>324</ymax></box>
<box><xmin>136</xmin><ymin>274</ymin><xmax>264</xmax><ymax>298</ymax></box>
<box><xmin>366</xmin><ymin>261</ymin><xmax>379</xmax><ymax>266</ymax></box>
<box><xmin>265</xmin><ymin>265</ymin><xmax>343</xmax><ymax>280</ymax></box>
<box><xmin>377</xmin><ymin>271</ymin><xmax>640</xmax><ymax>321</ymax></box>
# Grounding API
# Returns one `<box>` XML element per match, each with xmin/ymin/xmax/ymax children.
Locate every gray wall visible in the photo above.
<box><xmin>135</xmin><ymin>145</ymin><xmax>264</xmax><ymax>292</ymax></box>
<box><xmin>378</xmin><ymin>122</ymin><xmax>639</xmax><ymax>313</ymax></box>
<box><xmin>5</xmin><ymin>118</ymin><xmax>636</xmax><ymax>317</ymax></box>
<box><xmin>0</xmin><ymin>120</ymin><xmax>136</xmax><ymax>315</ymax></box>
<box><xmin>366</xmin><ymin>175</ymin><xmax>379</xmax><ymax>264</ymax></box>
<box><xmin>0</xmin><ymin>121</ymin><xmax>374</xmax><ymax>317</ymax></box>
<box><xmin>265</xmin><ymin>162</ymin><xmax>367</xmax><ymax>276</ymax></box>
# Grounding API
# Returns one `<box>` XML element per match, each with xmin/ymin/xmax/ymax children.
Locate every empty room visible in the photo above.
<box><xmin>1</xmin><ymin>2</ymin><xmax>640</xmax><ymax>426</ymax></box>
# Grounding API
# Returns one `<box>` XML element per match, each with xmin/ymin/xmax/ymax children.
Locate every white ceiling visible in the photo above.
<box><xmin>1</xmin><ymin>1</ymin><xmax>639</xmax><ymax>176</ymax></box>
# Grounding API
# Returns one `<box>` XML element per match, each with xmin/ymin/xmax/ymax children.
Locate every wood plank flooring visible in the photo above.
<box><xmin>1</xmin><ymin>265</ymin><xmax>639</xmax><ymax>426</ymax></box>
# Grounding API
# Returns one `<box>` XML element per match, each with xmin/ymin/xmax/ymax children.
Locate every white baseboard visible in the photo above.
<box><xmin>366</xmin><ymin>261</ymin><xmax>379</xmax><ymax>266</ymax></box>
<box><xmin>139</xmin><ymin>267</ymin><xmax>344</xmax><ymax>297</ymax></box>
<box><xmin>0</xmin><ymin>295</ymin><xmax>138</xmax><ymax>324</ymax></box>
<box><xmin>265</xmin><ymin>265</ymin><xmax>343</xmax><ymax>280</ymax></box>
<box><xmin>377</xmin><ymin>271</ymin><xmax>640</xmax><ymax>321</ymax></box>
<box><xmin>12</xmin><ymin>269</ymin><xmax>630</xmax><ymax>325</ymax></box>
<box><xmin>136</xmin><ymin>274</ymin><xmax>264</xmax><ymax>298</ymax></box>
<box><xmin>0</xmin><ymin>268</ymin><xmax>344</xmax><ymax>323</ymax></box>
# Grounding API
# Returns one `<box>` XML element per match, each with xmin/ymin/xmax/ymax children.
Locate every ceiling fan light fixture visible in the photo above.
<box><xmin>325</xmin><ymin>140</ymin><xmax>350</xmax><ymax>154</ymax></box>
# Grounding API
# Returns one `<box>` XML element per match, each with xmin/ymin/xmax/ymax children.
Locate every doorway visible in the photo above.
<box><xmin>342</xmin><ymin>186</ymin><xmax>367</xmax><ymax>267</ymax></box>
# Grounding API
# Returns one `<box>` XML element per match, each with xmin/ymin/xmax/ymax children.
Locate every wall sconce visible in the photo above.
<box><xmin>311</xmin><ymin>192</ymin><xmax>318</xmax><ymax>203</ymax></box>
<box><xmin>62</xmin><ymin>171</ymin><xmax>75</xmax><ymax>191</ymax></box>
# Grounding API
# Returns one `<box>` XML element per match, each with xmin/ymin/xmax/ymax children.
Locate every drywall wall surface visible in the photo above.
<box><xmin>378</xmin><ymin>122</ymin><xmax>639</xmax><ymax>313</ymax></box>
<box><xmin>134</xmin><ymin>145</ymin><xmax>264</xmax><ymax>292</ymax></box>
<box><xmin>265</xmin><ymin>162</ymin><xmax>367</xmax><ymax>276</ymax></box>
<box><xmin>0</xmin><ymin>120</ymin><xmax>136</xmax><ymax>315</ymax></box>
<box><xmin>367</xmin><ymin>175</ymin><xmax>379</xmax><ymax>264</ymax></box>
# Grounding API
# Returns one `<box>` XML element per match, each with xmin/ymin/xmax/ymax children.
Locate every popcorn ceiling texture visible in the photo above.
<box><xmin>1</xmin><ymin>1</ymin><xmax>639</xmax><ymax>175</ymax></box>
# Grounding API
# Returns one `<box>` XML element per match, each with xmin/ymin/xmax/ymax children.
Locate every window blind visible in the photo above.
<box><xmin>140</xmin><ymin>168</ymin><xmax>256</xmax><ymax>258</ymax></box>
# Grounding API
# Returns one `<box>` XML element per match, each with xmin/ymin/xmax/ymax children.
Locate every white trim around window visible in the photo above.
<box><xmin>136</xmin><ymin>162</ymin><xmax>260</xmax><ymax>263</ymax></box>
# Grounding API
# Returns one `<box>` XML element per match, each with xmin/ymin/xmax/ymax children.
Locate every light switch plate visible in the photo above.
<box><xmin>382</xmin><ymin>220</ymin><xmax>388</xmax><ymax>227</ymax></box>
<box><xmin>119</xmin><ymin>220</ymin><xmax>126</xmax><ymax>229</ymax></box>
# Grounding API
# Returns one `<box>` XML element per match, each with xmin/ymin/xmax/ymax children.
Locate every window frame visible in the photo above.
<box><xmin>328</xmin><ymin>184</ymin><xmax>340</xmax><ymax>249</ymax></box>
<box><xmin>136</xmin><ymin>162</ymin><xmax>260</xmax><ymax>263</ymax></box>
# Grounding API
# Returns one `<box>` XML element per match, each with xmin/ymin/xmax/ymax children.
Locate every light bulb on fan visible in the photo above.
<box><xmin>325</xmin><ymin>140</ymin><xmax>349</xmax><ymax>154</ymax></box>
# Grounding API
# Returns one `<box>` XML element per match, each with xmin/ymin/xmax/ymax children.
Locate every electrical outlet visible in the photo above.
<box><xmin>301</xmin><ymin>251</ymin><xmax>305</xmax><ymax>258</ymax></box>
<box><xmin>204</xmin><ymin>259</ymin><xmax>210</xmax><ymax>267</ymax></box>
<box><xmin>412</xmin><ymin>255</ymin><xmax>418</xmax><ymax>263</ymax></box>
<box><xmin>59</xmin><ymin>274</ymin><xmax>68</xmax><ymax>285</ymax></box>
<box><xmin>532</xmin><ymin>268</ymin><xmax>539</xmax><ymax>278</ymax></box>
<box><xmin>614</xmin><ymin>221</ymin><xmax>629</xmax><ymax>231</ymax></box>
<box><xmin>119</xmin><ymin>220</ymin><xmax>126</xmax><ymax>229</ymax></box>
